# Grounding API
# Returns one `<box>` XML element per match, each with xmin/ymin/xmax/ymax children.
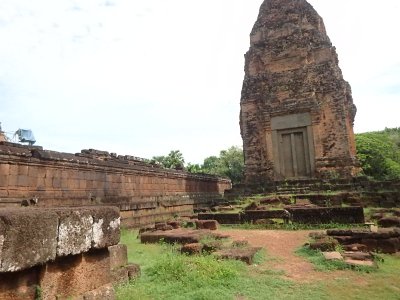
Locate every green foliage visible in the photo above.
<box><xmin>150</xmin><ymin>146</ymin><xmax>244</xmax><ymax>183</ymax></box>
<box><xmin>195</xmin><ymin>146</ymin><xmax>244</xmax><ymax>184</ymax></box>
<box><xmin>186</xmin><ymin>162</ymin><xmax>202</xmax><ymax>173</ymax></box>
<box><xmin>151</xmin><ymin>150</ymin><xmax>185</xmax><ymax>170</ymax></box>
<box><xmin>35</xmin><ymin>285</ymin><xmax>42</xmax><ymax>300</ymax></box>
<box><xmin>356</xmin><ymin>127</ymin><xmax>400</xmax><ymax>180</ymax></box>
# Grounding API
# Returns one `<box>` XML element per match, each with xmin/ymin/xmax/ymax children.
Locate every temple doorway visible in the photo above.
<box><xmin>278</xmin><ymin>127</ymin><xmax>311</xmax><ymax>178</ymax></box>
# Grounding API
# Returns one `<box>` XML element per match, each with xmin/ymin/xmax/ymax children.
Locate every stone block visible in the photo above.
<box><xmin>377</xmin><ymin>238</ymin><xmax>400</xmax><ymax>254</ymax></box>
<box><xmin>0</xmin><ymin>163</ymin><xmax>10</xmax><ymax>176</ymax></box>
<box><xmin>39</xmin><ymin>249</ymin><xmax>111</xmax><ymax>299</ymax></box>
<box><xmin>0</xmin><ymin>175</ymin><xmax>8</xmax><ymax>187</ymax></box>
<box><xmin>81</xmin><ymin>284</ymin><xmax>115</xmax><ymax>300</ymax></box>
<box><xmin>0</xmin><ymin>188</ymin><xmax>8</xmax><ymax>198</ymax></box>
<box><xmin>110</xmin><ymin>267</ymin><xmax>128</xmax><ymax>285</ymax></box>
<box><xmin>16</xmin><ymin>175</ymin><xmax>29</xmax><ymax>187</ymax></box>
<box><xmin>108</xmin><ymin>244</ymin><xmax>128</xmax><ymax>270</ymax></box>
<box><xmin>198</xmin><ymin>213</ymin><xmax>242</xmax><ymax>224</ymax></box>
<box><xmin>360</xmin><ymin>238</ymin><xmax>378</xmax><ymax>251</ymax></box>
<box><xmin>9</xmin><ymin>165</ymin><xmax>18</xmax><ymax>176</ymax></box>
<box><xmin>126</xmin><ymin>263</ymin><xmax>140</xmax><ymax>280</ymax></box>
<box><xmin>344</xmin><ymin>259</ymin><xmax>375</xmax><ymax>268</ymax></box>
<box><xmin>167</xmin><ymin>220</ymin><xmax>181</xmax><ymax>229</ymax></box>
<box><xmin>309</xmin><ymin>239</ymin><xmax>339</xmax><ymax>251</ymax></box>
<box><xmin>195</xmin><ymin>220</ymin><xmax>219</xmax><ymax>230</ymax></box>
<box><xmin>342</xmin><ymin>251</ymin><xmax>372</xmax><ymax>261</ymax></box>
<box><xmin>55</xmin><ymin>208</ymin><xmax>94</xmax><ymax>257</ymax></box>
<box><xmin>331</xmin><ymin>235</ymin><xmax>360</xmax><ymax>245</ymax></box>
<box><xmin>7</xmin><ymin>175</ymin><xmax>18</xmax><ymax>186</ymax></box>
<box><xmin>110</xmin><ymin>263</ymin><xmax>140</xmax><ymax>284</ymax></box>
<box><xmin>181</xmin><ymin>243</ymin><xmax>203</xmax><ymax>255</ymax></box>
<box><xmin>155</xmin><ymin>222</ymin><xmax>169</xmax><ymax>231</ymax></box>
<box><xmin>342</xmin><ymin>244</ymin><xmax>368</xmax><ymax>252</ymax></box>
<box><xmin>323</xmin><ymin>251</ymin><xmax>343</xmax><ymax>260</ymax></box>
<box><xmin>378</xmin><ymin>217</ymin><xmax>400</xmax><ymax>228</ymax></box>
<box><xmin>0</xmin><ymin>208</ymin><xmax>58</xmax><ymax>272</ymax></box>
<box><xmin>214</xmin><ymin>247</ymin><xmax>262</xmax><ymax>265</ymax></box>
<box><xmin>53</xmin><ymin>177</ymin><xmax>61</xmax><ymax>188</ymax></box>
<box><xmin>90</xmin><ymin>206</ymin><xmax>120</xmax><ymax>248</ymax></box>
<box><xmin>28</xmin><ymin>175</ymin><xmax>38</xmax><ymax>187</ymax></box>
<box><xmin>140</xmin><ymin>229</ymin><xmax>228</xmax><ymax>245</ymax></box>
<box><xmin>18</xmin><ymin>165</ymin><xmax>29</xmax><ymax>176</ymax></box>
<box><xmin>0</xmin><ymin>267</ymin><xmax>39</xmax><ymax>300</ymax></box>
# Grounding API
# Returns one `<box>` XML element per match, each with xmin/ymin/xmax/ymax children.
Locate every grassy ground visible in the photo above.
<box><xmin>116</xmin><ymin>229</ymin><xmax>400</xmax><ymax>300</ymax></box>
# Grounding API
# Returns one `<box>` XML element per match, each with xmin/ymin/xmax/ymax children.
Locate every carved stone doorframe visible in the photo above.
<box><xmin>271</xmin><ymin>113</ymin><xmax>315</xmax><ymax>179</ymax></box>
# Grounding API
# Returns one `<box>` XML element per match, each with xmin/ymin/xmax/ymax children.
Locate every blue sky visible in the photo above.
<box><xmin>0</xmin><ymin>0</ymin><xmax>399</xmax><ymax>164</ymax></box>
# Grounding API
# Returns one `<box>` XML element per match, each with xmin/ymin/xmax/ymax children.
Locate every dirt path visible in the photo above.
<box><xmin>220</xmin><ymin>229</ymin><xmax>350</xmax><ymax>282</ymax></box>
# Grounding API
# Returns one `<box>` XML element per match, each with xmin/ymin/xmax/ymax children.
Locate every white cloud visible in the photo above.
<box><xmin>0</xmin><ymin>0</ymin><xmax>399</xmax><ymax>163</ymax></box>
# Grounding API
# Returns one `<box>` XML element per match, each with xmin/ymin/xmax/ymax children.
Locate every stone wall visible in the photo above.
<box><xmin>0</xmin><ymin>142</ymin><xmax>231</xmax><ymax>227</ymax></box>
<box><xmin>327</xmin><ymin>228</ymin><xmax>400</xmax><ymax>254</ymax></box>
<box><xmin>0</xmin><ymin>206</ymin><xmax>122</xmax><ymax>299</ymax></box>
<box><xmin>198</xmin><ymin>206</ymin><xmax>365</xmax><ymax>225</ymax></box>
<box><xmin>287</xmin><ymin>206</ymin><xmax>364</xmax><ymax>224</ymax></box>
<box><xmin>240</xmin><ymin>0</ymin><xmax>361</xmax><ymax>183</ymax></box>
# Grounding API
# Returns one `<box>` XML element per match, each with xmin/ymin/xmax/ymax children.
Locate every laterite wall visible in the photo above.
<box><xmin>0</xmin><ymin>142</ymin><xmax>231</xmax><ymax>227</ymax></box>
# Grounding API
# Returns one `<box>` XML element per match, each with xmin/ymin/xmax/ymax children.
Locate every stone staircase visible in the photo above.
<box><xmin>225</xmin><ymin>178</ymin><xmax>400</xmax><ymax>208</ymax></box>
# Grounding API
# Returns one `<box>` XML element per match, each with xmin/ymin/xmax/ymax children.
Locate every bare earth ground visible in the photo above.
<box><xmin>220</xmin><ymin>229</ymin><xmax>362</xmax><ymax>283</ymax></box>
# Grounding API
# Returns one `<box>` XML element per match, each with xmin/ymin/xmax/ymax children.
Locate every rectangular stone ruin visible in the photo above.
<box><xmin>140</xmin><ymin>229</ymin><xmax>229</xmax><ymax>244</ymax></box>
<box><xmin>0</xmin><ymin>206</ymin><xmax>136</xmax><ymax>300</ymax></box>
<box><xmin>286</xmin><ymin>206</ymin><xmax>365</xmax><ymax>224</ymax></box>
<box><xmin>198</xmin><ymin>206</ymin><xmax>364</xmax><ymax>225</ymax></box>
<box><xmin>327</xmin><ymin>228</ymin><xmax>400</xmax><ymax>254</ymax></box>
<box><xmin>198</xmin><ymin>213</ymin><xmax>243</xmax><ymax>224</ymax></box>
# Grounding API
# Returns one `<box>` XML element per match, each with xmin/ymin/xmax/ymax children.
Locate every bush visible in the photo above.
<box><xmin>356</xmin><ymin>128</ymin><xmax>400</xmax><ymax>180</ymax></box>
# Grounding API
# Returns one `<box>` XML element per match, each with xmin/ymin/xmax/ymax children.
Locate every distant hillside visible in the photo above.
<box><xmin>356</xmin><ymin>128</ymin><xmax>400</xmax><ymax>180</ymax></box>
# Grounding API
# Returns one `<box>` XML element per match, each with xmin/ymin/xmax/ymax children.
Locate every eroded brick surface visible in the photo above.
<box><xmin>240</xmin><ymin>0</ymin><xmax>361</xmax><ymax>183</ymax></box>
<box><xmin>39</xmin><ymin>249</ymin><xmax>111</xmax><ymax>299</ymax></box>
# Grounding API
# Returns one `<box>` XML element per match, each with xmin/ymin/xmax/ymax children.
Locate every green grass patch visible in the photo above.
<box><xmin>116</xmin><ymin>230</ymin><xmax>328</xmax><ymax>300</ymax></box>
<box><xmin>117</xmin><ymin>229</ymin><xmax>400</xmax><ymax>300</ymax></box>
<box><xmin>324</xmin><ymin>254</ymin><xmax>400</xmax><ymax>300</ymax></box>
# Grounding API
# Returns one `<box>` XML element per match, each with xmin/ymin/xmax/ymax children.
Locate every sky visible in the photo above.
<box><xmin>0</xmin><ymin>0</ymin><xmax>399</xmax><ymax>164</ymax></box>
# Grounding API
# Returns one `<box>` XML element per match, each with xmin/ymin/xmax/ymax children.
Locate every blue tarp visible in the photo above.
<box><xmin>16</xmin><ymin>129</ymin><xmax>36</xmax><ymax>144</ymax></box>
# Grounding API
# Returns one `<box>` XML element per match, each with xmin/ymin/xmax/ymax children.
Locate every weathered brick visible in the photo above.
<box><xmin>39</xmin><ymin>249</ymin><xmax>111</xmax><ymax>299</ymax></box>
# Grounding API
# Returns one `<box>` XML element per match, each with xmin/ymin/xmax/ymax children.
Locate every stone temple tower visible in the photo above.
<box><xmin>240</xmin><ymin>0</ymin><xmax>361</xmax><ymax>184</ymax></box>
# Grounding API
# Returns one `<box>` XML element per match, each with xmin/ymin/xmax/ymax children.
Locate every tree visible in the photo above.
<box><xmin>186</xmin><ymin>163</ymin><xmax>202</xmax><ymax>173</ymax></box>
<box><xmin>153</xmin><ymin>147</ymin><xmax>245</xmax><ymax>183</ymax></box>
<box><xmin>151</xmin><ymin>150</ymin><xmax>185</xmax><ymax>170</ymax></box>
<box><xmin>356</xmin><ymin>128</ymin><xmax>400</xmax><ymax>180</ymax></box>
<box><xmin>192</xmin><ymin>146</ymin><xmax>244</xmax><ymax>184</ymax></box>
<box><xmin>217</xmin><ymin>146</ymin><xmax>244</xmax><ymax>184</ymax></box>
<box><xmin>202</xmin><ymin>156</ymin><xmax>219</xmax><ymax>173</ymax></box>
